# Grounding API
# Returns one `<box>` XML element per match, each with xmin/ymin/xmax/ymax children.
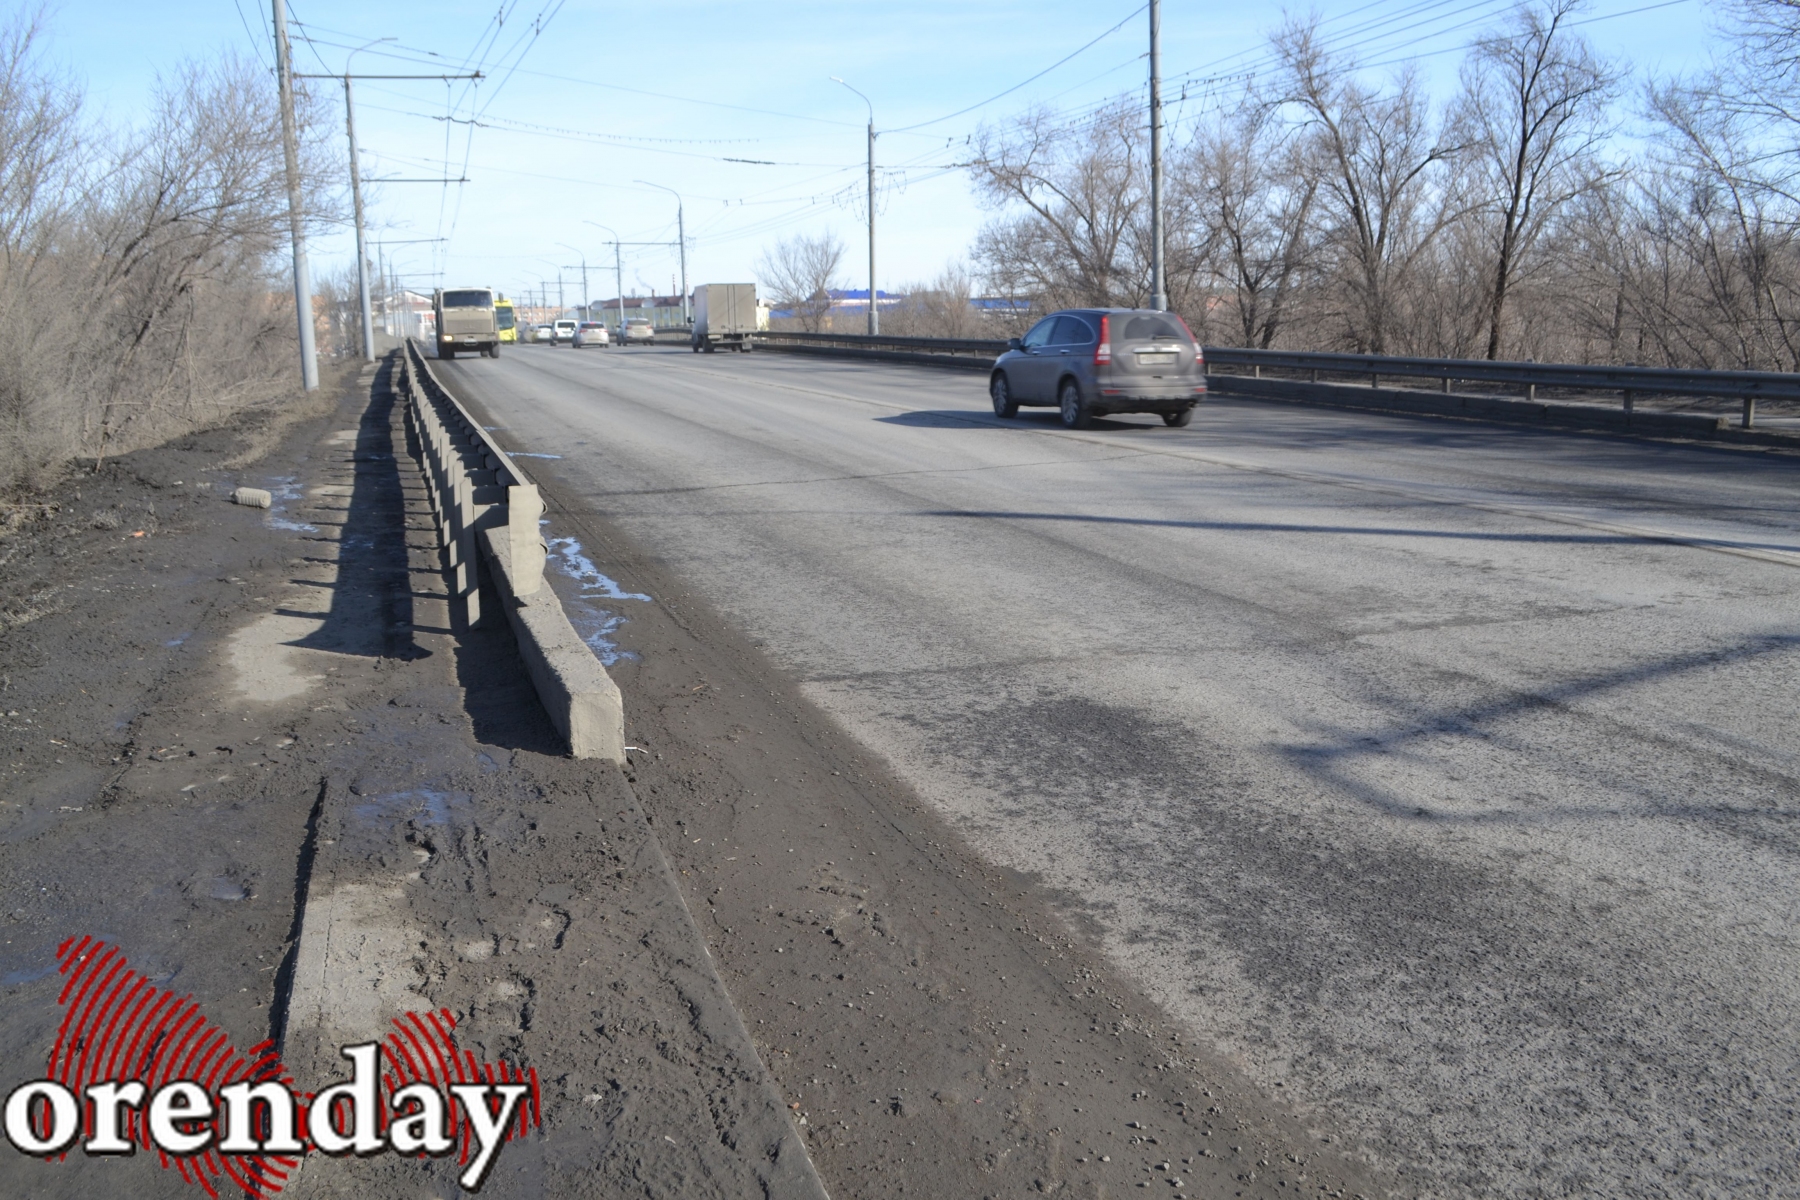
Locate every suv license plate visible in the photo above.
<box><xmin>1137</xmin><ymin>351</ymin><xmax>1176</xmax><ymax>365</ymax></box>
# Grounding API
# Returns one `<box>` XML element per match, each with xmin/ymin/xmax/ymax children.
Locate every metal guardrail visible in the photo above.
<box><xmin>1203</xmin><ymin>348</ymin><xmax>1800</xmax><ymax>428</ymax></box>
<box><xmin>759</xmin><ymin>331</ymin><xmax>1794</xmax><ymax>428</ymax></box>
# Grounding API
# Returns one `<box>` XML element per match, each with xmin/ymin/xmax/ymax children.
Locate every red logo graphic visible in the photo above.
<box><xmin>3</xmin><ymin>937</ymin><xmax>541</xmax><ymax>1194</ymax></box>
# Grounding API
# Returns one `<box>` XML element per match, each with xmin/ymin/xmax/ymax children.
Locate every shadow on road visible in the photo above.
<box><xmin>876</xmin><ymin>409</ymin><xmax>1168</xmax><ymax>431</ymax></box>
<box><xmin>916</xmin><ymin>508</ymin><xmax>1800</xmax><ymax>552</ymax></box>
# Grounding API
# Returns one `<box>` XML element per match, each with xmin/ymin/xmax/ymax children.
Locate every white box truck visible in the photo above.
<box><xmin>691</xmin><ymin>283</ymin><xmax>758</xmax><ymax>353</ymax></box>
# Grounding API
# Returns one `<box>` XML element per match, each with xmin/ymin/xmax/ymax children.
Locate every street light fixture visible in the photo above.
<box><xmin>831</xmin><ymin>76</ymin><xmax>878</xmax><ymax>335</ymax></box>
<box><xmin>634</xmin><ymin>181</ymin><xmax>688</xmax><ymax>324</ymax></box>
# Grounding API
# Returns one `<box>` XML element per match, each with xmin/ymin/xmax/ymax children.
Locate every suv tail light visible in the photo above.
<box><xmin>1094</xmin><ymin>315</ymin><xmax>1111</xmax><ymax>365</ymax></box>
<box><xmin>1173</xmin><ymin>314</ymin><xmax>1202</xmax><ymax>363</ymax></box>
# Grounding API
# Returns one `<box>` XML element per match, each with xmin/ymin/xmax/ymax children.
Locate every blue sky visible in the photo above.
<box><xmin>51</xmin><ymin>0</ymin><xmax>1714</xmax><ymax>303</ymax></box>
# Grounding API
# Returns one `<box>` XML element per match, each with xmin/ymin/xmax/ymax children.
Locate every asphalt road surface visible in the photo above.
<box><xmin>443</xmin><ymin>343</ymin><xmax>1800</xmax><ymax>1198</ymax></box>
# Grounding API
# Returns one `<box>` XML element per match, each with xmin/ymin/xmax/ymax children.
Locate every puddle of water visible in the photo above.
<box><xmin>547</xmin><ymin>538</ymin><xmax>651</xmax><ymax>602</ymax></box>
<box><xmin>351</xmin><ymin>789</ymin><xmax>471</xmax><ymax>828</ymax></box>
<box><xmin>567</xmin><ymin>604</ymin><xmax>634</xmax><ymax>666</ymax></box>
<box><xmin>545</xmin><ymin>536</ymin><xmax>651</xmax><ymax>667</ymax></box>
<box><xmin>260</xmin><ymin>474</ymin><xmax>318</xmax><ymax>532</ymax></box>
<box><xmin>2</xmin><ymin>963</ymin><xmax>55</xmax><ymax>987</ymax></box>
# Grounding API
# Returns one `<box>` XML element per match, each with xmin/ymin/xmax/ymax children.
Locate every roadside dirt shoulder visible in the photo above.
<box><xmin>0</xmin><ymin>360</ymin><xmax>817</xmax><ymax>1198</ymax></box>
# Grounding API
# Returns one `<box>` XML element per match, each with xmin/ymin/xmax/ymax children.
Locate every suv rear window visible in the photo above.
<box><xmin>1050</xmin><ymin>315</ymin><xmax>1094</xmax><ymax>344</ymax></box>
<box><xmin>1121</xmin><ymin>314</ymin><xmax>1186</xmax><ymax>341</ymax></box>
<box><xmin>441</xmin><ymin>290</ymin><xmax>491</xmax><ymax>308</ymax></box>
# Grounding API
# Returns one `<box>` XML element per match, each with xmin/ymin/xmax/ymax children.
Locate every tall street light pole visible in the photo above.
<box><xmin>342</xmin><ymin>39</ymin><xmax>393</xmax><ymax>362</ymax></box>
<box><xmin>584</xmin><ymin>221</ymin><xmax>627</xmax><ymax>334</ymax></box>
<box><xmin>635</xmin><ymin>181</ymin><xmax>688</xmax><ymax>324</ymax></box>
<box><xmin>271</xmin><ymin>0</ymin><xmax>318</xmax><ymax>389</ymax></box>
<box><xmin>1149</xmin><ymin>0</ymin><xmax>1167</xmax><ymax>313</ymax></box>
<box><xmin>832</xmin><ymin>77</ymin><xmax>878</xmax><ymax>335</ymax></box>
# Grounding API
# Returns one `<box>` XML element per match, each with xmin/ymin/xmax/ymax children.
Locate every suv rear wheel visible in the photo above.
<box><xmin>990</xmin><ymin>373</ymin><xmax>1018</xmax><ymax>419</ymax></box>
<box><xmin>1162</xmin><ymin>406</ymin><xmax>1191</xmax><ymax>427</ymax></box>
<box><xmin>1058</xmin><ymin>379</ymin><xmax>1090</xmax><ymax>429</ymax></box>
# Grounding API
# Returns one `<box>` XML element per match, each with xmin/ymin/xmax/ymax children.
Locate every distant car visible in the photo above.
<box><xmin>621</xmin><ymin>318</ymin><xmax>655</xmax><ymax>347</ymax></box>
<box><xmin>573</xmin><ymin>321</ymin><xmax>609</xmax><ymax>348</ymax></box>
<box><xmin>989</xmin><ymin>308</ymin><xmax>1205</xmax><ymax>429</ymax></box>
<box><xmin>552</xmin><ymin>319</ymin><xmax>578</xmax><ymax>345</ymax></box>
<box><xmin>532</xmin><ymin>324</ymin><xmax>553</xmax><ymax>343</ymax></box>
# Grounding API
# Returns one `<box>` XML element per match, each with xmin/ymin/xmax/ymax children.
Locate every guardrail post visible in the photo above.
<box><xmin>1526</xmin><ymin>383</ymin><xmax>1536</xmax><ymax>401</ymax></box>
<box><xmin>1441</xmin><ymin>376</ymin><xmax>1451</xmax><ymax>394</ymax></box>
<box><xmin>1622</xmin><ymin>389</ymin><xmax>1634</xmax><ymax>415</ymax></box>
<box><xmin>508</xmin><ymin>484</ymin><xmax>545</xmax><ymax>597</ymax></box>
<box><xmin>1744</xmin><ymin>397</ymin><xmax>1756</xmax><ymax>429</ymax></box>
<box><xmin>1252</xmin><ymin>364</ymin><xmax>1261</xmax><ymax>379</ymax></box>
<box><xmin>456</xmin><ymin>471</ymin><xmax>482</xmax><ymax>628</ymax></box>
<box><xmin>1370</xmin><ymin>372</ymin><xmax>1378</xmax><ymax>388</ymax></box>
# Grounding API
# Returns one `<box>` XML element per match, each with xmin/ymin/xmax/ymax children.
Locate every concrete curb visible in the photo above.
<box><xmin>479</xmin><ymin>522</ymin><xmax>626</xmax><ymax>762</ymax></box>
<box><xmin>396</xmin><ymin>341</ymin><xmax>628</xmax><ymax>762</ymax></box>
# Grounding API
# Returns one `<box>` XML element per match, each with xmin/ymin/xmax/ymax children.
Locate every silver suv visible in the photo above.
<box><xmin>990</xmin><ymin>309</ymin><xmax>1205</xmax><ymax>428</ymax></box>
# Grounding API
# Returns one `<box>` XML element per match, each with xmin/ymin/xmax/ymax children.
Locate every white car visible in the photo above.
<box><xmin>573</xmin><ymin>321</ymin><xmax>609</xmax><ymax>348</ymax></box>
<box><xmin>532</xmin><ymin>324</ymin><xmax>553</xmax><ymax>343</ymax></box>
<box><xmin>552</xmin><ymin>319</ymin><xmax>578</xmax><ymax>345</ymax></box>
<box><xmin>621</xmin><ymin>318</ymin><xmax>655</xmax><ymax>347</ymax></box>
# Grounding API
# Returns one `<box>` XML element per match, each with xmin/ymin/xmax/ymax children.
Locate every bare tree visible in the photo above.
<box><xmin>757</xmin><ymin>231</ymin><xmax>845</xmax><ymax>332</ymax></box>
<box><xmin>1459</xmin><ymin>0</ymin><xmax>1619</xmax><ymax>359</ymax></box>
<box><xmin>883</xmin><ymin>262</ymin><xmax>979</xmax><ymax>338</ymax></box>
<box><xmin>1181</xmin><ymin>97</ymin><xmax>1317</xmax><ymax>347</ymax></box>
<box><xmin>969</xmin><ymin>101</ymin><xmax>1150</xmax><ymax>311</ymax></box>
<box><xmin>0</xmin><ymin>19</ymin><xmax>336</xmax><ymax>490</ymax></box>
<box><xmin>1273</xmin><ymin>21</ymin><xmax>1468</xmax><ymax>353</ymax></box>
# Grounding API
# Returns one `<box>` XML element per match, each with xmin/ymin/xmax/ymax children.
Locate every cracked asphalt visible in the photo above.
<box><xmin>438</xmin><ymin>343</ymin><xmax>1800</xmax><ymax>1198</ymax></box>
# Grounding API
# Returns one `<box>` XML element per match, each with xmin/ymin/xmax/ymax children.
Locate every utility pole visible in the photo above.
<box><xmin>344</xmin><ymin>75</ymin><xmax>374</xmax><ymax>361</ymax></box>
<box><xmin>636</xmin><ymin>181</ymin><xmax>689</xmax><ymax>324</ymax></box>
<box><xmin>583</xmin><ymin>221</ymin><xmax>629</xmax><ymax>333</ymax></box>
<box><xmin>557</xmin><ymin>243</ymin><xmax>590</xmax><ymax>317</ymax></box>
<box><xmin>271</xmin><ymin>0</ymin><xmax>318</xmax><ymax>389</ymax></box>
<box><xmin>1148</xmin><ymin>0</ymin><xmax>1167</xmax><ymax>313</ymax></box>
<box><xmin>832</xmin><ymin>78</ymin><xmax>878</xmax><ymax>334</ymax></box>
<box><xmin>866</xmin><ymin>119</ymin><xmax>877</xmax><ymax>334</ymax></box>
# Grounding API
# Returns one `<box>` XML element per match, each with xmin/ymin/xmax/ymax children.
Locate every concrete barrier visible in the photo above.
<box><xmin>396</xmin><ymin>342</ymin><xmax>627</xmax><ymax>763</ymax></box>
<box><xmin>479</xmin><ymin>521</ymin><xmax>627</xmax><ymax>762</ymax></box>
